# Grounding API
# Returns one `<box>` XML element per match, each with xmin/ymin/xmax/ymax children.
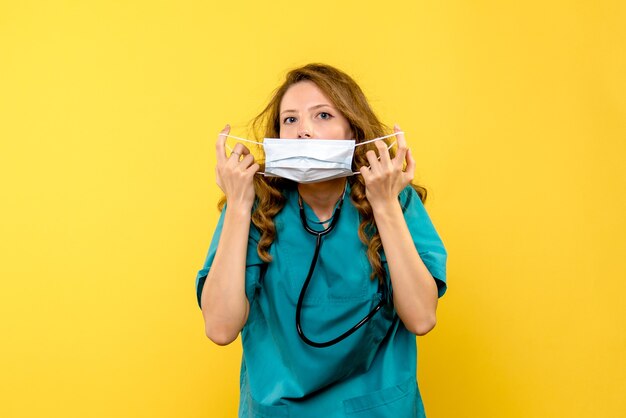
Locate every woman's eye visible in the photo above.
<box><xmin>318</xmin><ymin>112</ymin><xmax>332</xmax><ymax>120</ymax></box>
<box><xmin>283</xmin><ymin>116</ymin><xmax>296</xmax><ymax>124</ymax></box>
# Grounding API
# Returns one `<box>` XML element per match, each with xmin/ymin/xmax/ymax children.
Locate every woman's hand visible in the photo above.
<box><xmin>359</xmin><ymin>126</ymin><xmax>438</xmax><ymax>335</ymax></box>
<box><xmin>203</xmin><ymin>125</ymin><xmax>258</xmax><ymax>345</ymax></box>
<box><xmin>215</xmin><ymin>124</ymin><xmax>260</xmax><ymax>210</ymax></box>
<box><xmin>359</xmin><ymin>125</ymin><xmax>415</xmax><ymax>212</ymax></box>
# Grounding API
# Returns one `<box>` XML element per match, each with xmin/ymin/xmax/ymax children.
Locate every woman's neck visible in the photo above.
<box><xmin>297</xmin><ymin>178</ymin><xmax>347</xmax><ymax>220</ymax></box>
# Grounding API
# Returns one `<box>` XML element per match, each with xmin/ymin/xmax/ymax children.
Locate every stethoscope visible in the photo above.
<box><xmin>295</xmin><ymin>184</ymin><xmax>388</xmax><ymax>348</ymax></box>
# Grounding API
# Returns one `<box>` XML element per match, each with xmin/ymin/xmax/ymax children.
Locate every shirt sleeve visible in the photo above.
<box><xmin>194</xmin><ymin>204</ymin><xmax>265</xmax><ymax>310</ymax></box>
<box><xmin>396</xmin><ymin>185</ymin><xmax>449</xmax><ymax>298</ymax></box>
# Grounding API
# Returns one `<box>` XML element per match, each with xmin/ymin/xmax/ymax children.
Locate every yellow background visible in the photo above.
<box><xmin>1</xmin><ymin>1</ymin><xmax>624</xmax><ymax>417</ymax></box>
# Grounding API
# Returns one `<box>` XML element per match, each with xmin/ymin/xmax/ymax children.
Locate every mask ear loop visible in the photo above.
<box><xmin>351</xmin><ymin>131</ymin><xmax>403</xmax><ymax>175</ymax></box>
<box><xmin>218</xmin><ymin>133</ymin><xmax>266</xmax><ymax>175</ymax></box>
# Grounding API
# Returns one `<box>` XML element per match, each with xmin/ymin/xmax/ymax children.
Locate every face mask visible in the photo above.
<box><xmin>220</xmin><ymin>132</ymin><xmax>401</xmax><ymax>184</ymax></box>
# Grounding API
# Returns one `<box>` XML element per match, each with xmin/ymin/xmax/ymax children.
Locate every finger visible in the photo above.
<box><xmin>239</xmin><ymin>153</ymin><xmax>256</xmax><ymax>170</ymax></box>
<box><xmin>359</xmin><ymin>165</ymin><xmax>371</xmax><ymax>181</ymax></box>
<box><xmin>365</xmin><ymin>150</ymin><xmax>380</xmax><ymax>173</ymax></box>
<box><xmin>228</xmin><ymin>143</ymin><xmax>250</xmax><ymax>162</ymax></box>
<box><xmin>237</xmin><ymin>143</ymin><xmax>251</xmax><ymax>156</ymax></box>
<box><xmin>374</xmin><ymin>140</ymin><xmax>392</xmax><ymax>168</ymax></box>
<box><xmin>246</xmin><ymin>162</ymin><xmax>260</xmax><ymax>175</ymax></box>
<box><xmin>392</xmin><ymin>125</ymin><xmax>408</xmax><ymax>169</ymax></box>
<box><xmin>216</xmin><ymin>124</ymin><xmax>230</xmax><ymax>164</ymax></box>
<box><xmin>404</xmin><ymin>147</ymin><xmax>416</xmax><ymax>182</ymax></box>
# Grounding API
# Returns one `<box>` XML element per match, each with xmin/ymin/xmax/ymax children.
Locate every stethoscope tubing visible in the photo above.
<box><xmin>295</xmin><ymin>189</ymin><xmax>387</xmax><ymax>348</ymax></box>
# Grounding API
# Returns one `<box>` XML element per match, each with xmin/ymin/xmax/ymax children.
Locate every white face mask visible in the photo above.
<box><xmin>220</xmin><ymin>132</ymin><xmax>401</xmax><ymax>184</ymax></box>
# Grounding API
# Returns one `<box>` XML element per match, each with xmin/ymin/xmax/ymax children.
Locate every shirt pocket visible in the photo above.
<box><xmin>343</xmin><ymin>377</ymin><xmax>419</xmax><ymax>417</ymax></box>
<box><xmin>243</xmin><ymin>392</ymin><xmax>290</xmax><ymax>418</ymax></box>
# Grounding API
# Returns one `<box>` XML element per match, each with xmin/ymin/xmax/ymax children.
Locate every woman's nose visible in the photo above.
<box><xmin>297</xmin><ymin>121</ymin><xmax>313</xmax><ymax>138</ymax></box>
<box><xmin>297</xmin><ymin>129</ymin><xmax>312</xmax><ymax>139</ymax></box>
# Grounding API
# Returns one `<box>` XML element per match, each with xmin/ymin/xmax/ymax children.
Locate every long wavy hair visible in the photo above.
<box><xmin>219</xmin><ymin>63</ymin><xmax>427</xmax><ymax>284</ymax></box>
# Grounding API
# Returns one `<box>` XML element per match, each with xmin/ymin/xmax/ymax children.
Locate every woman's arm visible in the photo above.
<box><xmin>370</xmin><ymin>201</ymin><xmax>438</xmax><ymax>335</ymax></box>
<box><xmin>201</xmin><ymin>125</ymin><xmax>260</xmax><ymax>345</ymax></box>
<box><xmin>359</xmin><ymin>125</ymin><xmax>438</xmax><ymax>335</ymax></box>
<box><xmin>201</xmin><ymin>205</ymin><xmax>252</xmax><ymax>345</ymax></box>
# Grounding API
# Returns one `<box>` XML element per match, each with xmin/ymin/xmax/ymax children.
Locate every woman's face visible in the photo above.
<box><xmin>279</xmin><ymin>80</ymin><xmax>353</xmax><ymax>140</ymax></box>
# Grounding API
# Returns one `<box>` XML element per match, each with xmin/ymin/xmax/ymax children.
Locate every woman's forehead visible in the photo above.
<box><xmin>280</xmin><ymin>80</ymin><xmax>335</xmax><ymax>111</ymax></box>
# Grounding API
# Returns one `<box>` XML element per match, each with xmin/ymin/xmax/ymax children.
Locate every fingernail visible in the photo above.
<box><xmin>224</xmin><ymin>124</ymin><xmax>230</xmax><ymax>130</ymax></box>
<box><xmin>394</xmin><ymin>124</ymin><xmax>401</xmax><ymax>130</ymax></box>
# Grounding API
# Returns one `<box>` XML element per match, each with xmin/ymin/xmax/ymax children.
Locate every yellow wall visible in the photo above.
<box><xmin>1</xmin><ymin>1</ymin><xmax>624</xmax><ymax>417</ymax></box>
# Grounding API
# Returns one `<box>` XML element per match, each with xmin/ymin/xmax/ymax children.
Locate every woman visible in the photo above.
<box><xmin>195</xmin><ymin>63</ymin><xmax>448</xmax><ymax>417</ymax></box>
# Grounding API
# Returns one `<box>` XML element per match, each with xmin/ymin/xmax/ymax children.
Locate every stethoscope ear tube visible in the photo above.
<box><xmin>295</xmin><ymin>193</ymin><xmax>387</xmax><ymax>348</ymax></box>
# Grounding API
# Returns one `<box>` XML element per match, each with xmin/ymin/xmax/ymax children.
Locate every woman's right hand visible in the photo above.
<box><xmin>204</xmin><ymin>124</ymin><xmax>257</xmax><ymax>344</ymax></box>
<box><xmin>215</xmin><ymin>124</ymin><xmax>260</xmax><ymax>210</ymax></box>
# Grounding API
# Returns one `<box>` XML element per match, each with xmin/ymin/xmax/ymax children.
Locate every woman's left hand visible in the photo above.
<box><xmin>359</xmin><ymin>124</ymin><xmax>415</xmax><ymax>211</ymax></box>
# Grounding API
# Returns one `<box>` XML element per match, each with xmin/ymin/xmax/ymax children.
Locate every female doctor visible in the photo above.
<box><xmin>195</xmin><ymin>63</ymin><xmax>448</xmax><ymax>417</ymax></box>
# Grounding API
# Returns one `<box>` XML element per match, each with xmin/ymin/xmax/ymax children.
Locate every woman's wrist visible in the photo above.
<box><xmin>225</xmin><ymin>201</ymin><xmax>254</xmax><ymax>219</ymax></box>
<box><xmin>369</xmin><ymin>198</ymin><xmax>402</xmax><ymax>221</ymax></box>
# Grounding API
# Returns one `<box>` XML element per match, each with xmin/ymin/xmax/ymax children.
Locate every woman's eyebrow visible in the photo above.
<box><xmin>280</xmin><ymin>104</ymin><xmax>334</xmax><ymax>115</ymax></box>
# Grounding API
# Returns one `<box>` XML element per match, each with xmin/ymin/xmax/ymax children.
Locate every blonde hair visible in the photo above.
<box><xmin>220</xmin><ymin>63</ymin><xmax>427</xmax><ymax>283</ymax></box>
